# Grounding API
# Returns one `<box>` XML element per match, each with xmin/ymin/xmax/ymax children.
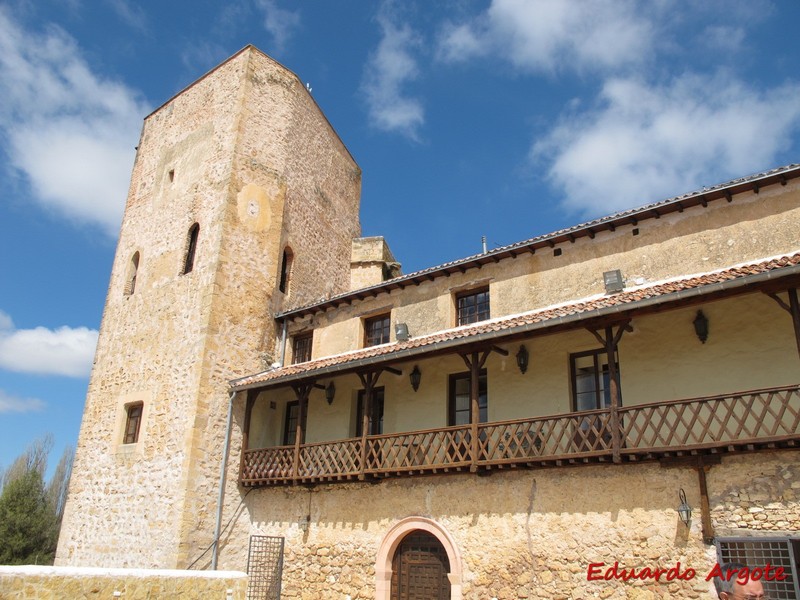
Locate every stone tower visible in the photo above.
<box><xmin>56</xmin><ymin>46</ymin><xmax>362</xmax><ymax>568</ymax></box>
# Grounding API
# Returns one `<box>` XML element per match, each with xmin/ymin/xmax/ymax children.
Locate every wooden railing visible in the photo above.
<box><xmin>240</xmin><ymin>384</ymin><xmax>800</xmax><ymax>487</ymax></box>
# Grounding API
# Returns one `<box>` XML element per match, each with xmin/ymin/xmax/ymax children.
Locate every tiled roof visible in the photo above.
<box><xmin>279</xmin><ymin>163</ymin><xmax>800</xmax><ymax>319</ymax></box>
<box><xmin>231</xmin><ymin>252</ymin><xmax>800</xmax><ymax>391</ymax></box>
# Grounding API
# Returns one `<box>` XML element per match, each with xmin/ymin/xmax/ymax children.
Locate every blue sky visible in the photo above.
<box><xmin>2</xmin><ymin>0</ymin><xmax>800</xmax><ymax>475</ymax></box>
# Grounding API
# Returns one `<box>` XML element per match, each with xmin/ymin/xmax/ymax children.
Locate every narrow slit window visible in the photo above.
<box><xmin>183</xmin><ymin>223</ymin><xmax>199</xmax><ymax>274</ymax></box>
<box><xmin>123</xmin><ymin>402</ymin><xmax>143</xmax><ymax>444</ymax></box>
<box><xmin>279</xmin><ymin>247</ymin><xmax>293</xmax><ymax>294</ymax></box>
<box><xmin>125</xmin><ymin>251</ymin><xmax>140</xmax><ymax>296</ymax></box>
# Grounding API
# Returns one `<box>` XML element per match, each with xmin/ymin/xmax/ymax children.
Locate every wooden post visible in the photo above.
<box><xmin>604</xmin><ymin>325</ymin><xmax>622</xmax><ymax>464</ymax></box>
<box><xmin>358</xmin><ymin>371</ymin><xmax>381</xmax><ymax>479</ymax></box>
<box><xmin>239</xmin><ymin>390</ymin><xmax>256</xmax><ymax>481</ymax></box>
<box><xmin>588</xmin><ymin>320</ymin><xmax>629</xmax><ymax>463</ymax></box>
<box><xmin>290</xmin><ymin>383</ymin><xmax>312</xmax><ymax>482</ymax></box>
<box><xmin>461</xmin><ymin>350</ymin><xmax>490</xmax><ymax>472</ymax></box>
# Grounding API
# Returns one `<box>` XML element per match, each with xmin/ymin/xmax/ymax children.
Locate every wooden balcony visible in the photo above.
<box><xmin>240</xmin><ymin>384</ymin><xmax>800</xmax><ymax>487</ymax></box>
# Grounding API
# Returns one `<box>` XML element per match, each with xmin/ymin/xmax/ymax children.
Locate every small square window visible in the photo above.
<box><xmin>456</xmin><ymin>287</ymin><xmax>490</xmax><ymax>326</ymax></box>
<box><xmin>364</xmin><ymin>314</ymin><xmax>391</xmax><ymax>347</ymax></box>
<box><xmin>123</xmin><ymin>402</ymin><xmax>143</xmax><ymax>444</ymax></box>
<box><xmin>292</xmin><ymin>332</ymin><xmax>313</xmax><ymax>364</ymax></box>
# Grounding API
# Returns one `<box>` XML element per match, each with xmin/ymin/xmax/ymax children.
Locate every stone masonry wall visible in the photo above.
<box><xmin>58</xmin><ymin>46</ymin><xmax>362</xmax><ymax>569</ymax></box>
<box><xmin>0</xmin><ymin>566</ymin><xmax>247</xmax><ymax>600</ymax></box>
<box><xmin>214</xmin><ymin>451</ymin><xmax>798</xmax><ymax>600</ymax></box>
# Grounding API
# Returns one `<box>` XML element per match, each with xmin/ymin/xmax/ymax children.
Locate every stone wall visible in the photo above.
<box><xmin>58</xmin><ymin>46</ymin><xmax>362</xmax><ymax>569</ymax></box>
<box><xmin>214</xmin><ymin>451</ymin><xmax>798</xmax><ymax>599</ymax></box>
<box><xmin>304</xmin><ymin>177</ymin><xmax>800</xmax><ymax>359</ymax></box>
<box><xmin>0</xmin><ymin>566</ymin><xmax>247</xmax><ymax>600</ymax></box>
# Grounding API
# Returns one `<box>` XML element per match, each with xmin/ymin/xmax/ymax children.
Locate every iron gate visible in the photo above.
<box><xmin>247</xmin><ymin>535</ymin><xmax>285</xmax><ymax>600</ymax></box>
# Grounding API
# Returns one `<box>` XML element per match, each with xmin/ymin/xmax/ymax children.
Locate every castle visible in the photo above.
<box><xmin>57</xmin><ymin>46</ymin><xmax>800</xmax><ymax>599</ymax></box>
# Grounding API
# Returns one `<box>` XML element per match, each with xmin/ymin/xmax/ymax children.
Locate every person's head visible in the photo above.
<box><xmin>714</xmin><ymin>563</ymin><xmax>766</xmax><ymax>600</ymax></box>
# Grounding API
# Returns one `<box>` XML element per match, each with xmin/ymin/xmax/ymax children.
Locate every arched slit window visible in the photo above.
<box><xmin>183</xmin><ymin>223</ymin><xmax>199</xmax><ymax>274</ymax></box>
<box><xmin>279</xmin><ymin>246</ymin><xmax>293</xmax><ymax>294</ymax></box>
<box><xmin>125</xmin><ymin>251</ymin><xmax>140</xmax><ymax>296</ymax></box>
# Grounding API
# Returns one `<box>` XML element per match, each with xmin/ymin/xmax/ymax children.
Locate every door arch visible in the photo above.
<box><xmin>375</xmin><ymin>517</ymin><xmax>462</xmax><ymax>600</ymax></box>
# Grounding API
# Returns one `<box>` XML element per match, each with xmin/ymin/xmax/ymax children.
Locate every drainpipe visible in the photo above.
<box><xmin>279</xmin><ymin>318</ymin><xmax>288</xmax><ymax>367</ymax></box>
<box><xmin>212</xmin><ymin>391</ymin><xmax>236</xmax><ymax>570</ymax></box>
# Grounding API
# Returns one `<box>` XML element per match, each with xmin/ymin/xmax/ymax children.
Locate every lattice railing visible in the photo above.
<box><xmin>620</xmin><ymin>385</ymin><xmax>800</xmax><ymax>453</ymax></box>
<box><xmin>364</xmin><ymin>425</ymin><xmax>472</xmax><ymax>473</ymax></box>
<box><xmin>298</xmin><ymin>438</ymin><xmax>362</xmax><ymax>479</ymax></box>
<box><xmin>241</xmin><ymin>446</ymin><xmax>294</xmax><ymax>484</ymax></box>
<box><xmin>478</xmin><ymin>409</ymin><xmax>613</xmax><ymax>464</ymax></box>
<box><xmin>240</xmin><ymin>385</ymin><xmax>800</xmax><ymax>485</ymax></box>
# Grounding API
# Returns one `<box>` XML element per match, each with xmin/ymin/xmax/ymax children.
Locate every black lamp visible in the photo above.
<box><xmin>677</xmin><ymin>488</ymin><xmax>692</xmax><ymax>527</ymax></box>
<box><xmin>409</xmin><ymin>365</ymin><xmax>421</xmax><ymax>392</ymax></box>
<box><xmin>325</xmin><ymin>381</ymin><xmax>336</xmax><ymax>405</ymax></box>
<box><xmin>693</xmin><ymin>310</ymin><xmax>709</xmax><ymax>344</ymax></box>
<box><xmin>516</xmin><ymin>345</ymin><xmax>529</xmax><ymax>374</ymax></box>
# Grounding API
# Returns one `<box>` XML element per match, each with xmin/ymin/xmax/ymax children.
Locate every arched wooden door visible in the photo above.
<box><xmin>390</xmin><ymin>530</ymin><xmax>451</xmax><ymax>600</ymax></box>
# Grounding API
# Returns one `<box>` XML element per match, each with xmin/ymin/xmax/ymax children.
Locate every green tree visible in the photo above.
<box><xmin>0</xmin><ymin>436</ymin><xmax>74</xmax><ymax>565</ymax></box>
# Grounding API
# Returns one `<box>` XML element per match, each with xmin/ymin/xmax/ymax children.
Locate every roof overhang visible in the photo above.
<box><xmin>231</xmin><ymin>254</ymin><xmax>800</xmax><ymax>393</ymax></box>
<box><xmin>278</xmin><ymin>164</ymin><xmax>800</xmax><ymax>321</ymax></box>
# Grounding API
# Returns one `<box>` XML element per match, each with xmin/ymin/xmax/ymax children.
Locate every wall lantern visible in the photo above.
<box><xmin>409</xmin><ymin>365</ymin><xmax>421</xmax><ymax>392</ymax></box>
<box><xmin>516</xmin><ymin>345</ymin><xmax>529</xmax><ymax>374</ymax></box>
<box><xmin>677</xmin><ymin>488</ymin><xmax>692</xmax><ymax>527</ymax></box>
<box><xmin>325</xmin><ymin>381</ymin><xmax>336</xmax><ymax>405</ymax></box>
<box><xmin>693</xmin><ymin>310</ymin><xmax>709</xmax><ymax>344</ymax></box>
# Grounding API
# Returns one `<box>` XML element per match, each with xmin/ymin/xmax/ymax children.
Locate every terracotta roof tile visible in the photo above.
<box><xmin>232</xmin><ymin>252</ymin><xmax>800</xmax><ymax>389</ymax></box>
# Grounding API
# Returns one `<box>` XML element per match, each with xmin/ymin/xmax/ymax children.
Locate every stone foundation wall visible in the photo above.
<box><xmin>0</xmin><ymin>566</ymin><xmax>247</xmax><ymax>600</ymax></box>
<box><xmin>215</xmin><ymin>450</ymin><xmax>798</xmax><ymax>600</ymax></box>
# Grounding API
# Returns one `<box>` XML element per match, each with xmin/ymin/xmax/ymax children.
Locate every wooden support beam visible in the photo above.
<box><xmin>357</xmin><ymin>370</ymin><xmax>382</xmax><ymax>479</ymax></box>
<box><xmin>384</xmin><ymin>366</ymin><xmax>402</xmax><ymax>376</ymax></box>
<box><xmin>239</xmin><ymin>390</ymin><xmax>256</xmax><ymax>481</ymax></box>
<box><xmin>586</xmin><ymin>319</ymin><xmax>630</xmax><ymax>464</ymax></box>
<box><xmin>660</xmin><ymin>455</ymin><xmax>717</xmax><ymax>544</ymax></box>
<box><xmin>290</xmin><ymin>382</ymin><xmax>314</xmax><ymax>483</ymax></box>
<box><xmin>764</xmin><ymin>288</ymin><xmax>800</xmax><ymax>360</ymax></box>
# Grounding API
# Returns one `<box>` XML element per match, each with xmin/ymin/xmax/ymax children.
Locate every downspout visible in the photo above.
<box><xmin>212</xmin><ymin>391</ymin><xmax>236</xmax><ymax>570</ymax></box>
<box><xmin>279</xmin><ymin>318</ymin><xmax>288</xmax><ymax>367</ymax></box>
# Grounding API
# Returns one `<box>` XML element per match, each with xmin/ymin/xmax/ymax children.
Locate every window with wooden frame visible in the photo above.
<box><xmin>356</xmin><ymin>387</ymin><xmax>385</xmax><ymax>436</ymax></box>
<box><xmin>364</xmin><ymin>313</ymin><xmax>391</xmax><ymax>347</ymax></box>
<box><xmin>123</xmin><ymin>402</ymin><xmax>143</xmax><ymax>444</ymax></box>
<box><xmin>282</xmin><ymin>401</ymin><xmax>307</xmax><ymax>446</ymax></box>
<box><xmin>183</xmin><ymin>223</ymin><xmax>199</xmax><ymax>274</ymax></box>
<box><xmin>455</xmin><ymin>287</ymin><xmax>490</xmax><ymax>326</ymax></box>
<box><xmin>570</xmin><ymin>348</ymin><xmax>620</xmax><ymax>411</ymax></box>
<box><xmin>448</xmin><ymin>371</ymin><xmax>488</xmax><ymax>426</ymax></box>
<box><xmin>292</xmin><ymin>332</ymin><xmax>313</xmax><ymax>364</ymax></box>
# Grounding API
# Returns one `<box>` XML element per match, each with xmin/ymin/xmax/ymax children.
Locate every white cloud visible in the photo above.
<box><xmin>437</xmin><ymin>0</ymin><xmax>653</xmax><ymax>74</ymax></box>
<box><xmin>0</xmin><ymin>310</ymin><xmax>98</xmax><ymax>378</ymax></box>
<box><xmin>0</xmin><ymin>7</ymin><xmax>149</xmax><ymax>236</ymax></box>
<box><xmin>255</xmin><ymin>0</ymin><xmax>301</xmax><ymax>55</ymax></box>
<box><xmin>532</xmin><ymin>73</ymin><xmax>800</xmax><ymax>216</ymax></box>
<box><xmin>107</xmin><ymin>0</ymin><xmax>148</xmax><ymax>31</ymax></box>
<box><xmin>362</xmin><ymin>7</ymin><xmax>424</xmax><ymax>140</ymax></box>
<box><xmin>0</xmin><ymin>390</ymin><xmax>46</xmax><ymax>414</ymax></box>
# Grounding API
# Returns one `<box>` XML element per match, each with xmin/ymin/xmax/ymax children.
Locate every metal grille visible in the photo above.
<box><xmin>718</xmin><ymin>538</ymin><xmax>800</xmax><ymax>599</ymax></box>
<box><xmin>247</xmin><ymin>535</ymin><xmax>284</xmax><ymax>600</ymax></box>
